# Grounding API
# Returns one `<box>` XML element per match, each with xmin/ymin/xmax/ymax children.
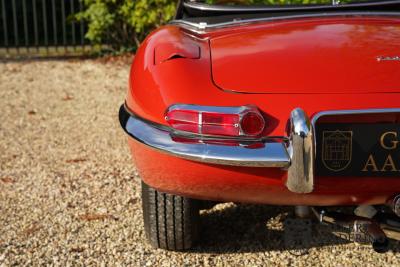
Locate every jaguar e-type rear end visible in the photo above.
<box><xmin>119</xmin><ymin>0</ymin><xmax>400</xmax><ymax>251</ymax></box>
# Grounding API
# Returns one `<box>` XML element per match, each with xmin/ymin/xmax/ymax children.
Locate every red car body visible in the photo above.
<box><xmin>121</xmin><ymin>4</ymin><xmax>400</xmax><ymax>207</ymax></box>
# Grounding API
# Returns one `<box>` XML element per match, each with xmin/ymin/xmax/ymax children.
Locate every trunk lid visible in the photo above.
<box><xmin>210</xmin><ymin>19</ymin><xmax>400</xmax><ymax>94</ymax></box>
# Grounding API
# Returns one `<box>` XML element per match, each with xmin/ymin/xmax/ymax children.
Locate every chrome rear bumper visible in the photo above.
<box><xmin>119</xmin><ymin>105</ymin><xmax>290</xmax><ymax>168</ymax></box>
<box><xmin>119</xmin><ymin>104</ymin><xmax>314</xmax><ymax>193</ymax></box>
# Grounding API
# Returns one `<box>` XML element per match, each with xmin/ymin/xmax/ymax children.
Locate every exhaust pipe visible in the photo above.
<box><xmin>353</xmin><ymin>220</ymin><xmax>389</xmax><ymax>253</ymax></box>
<box><xmin>388</xmin><ymin>194</ymin><xmax>400</xmax><ymax>217</ymax></box>
<box><xmin>312</xmin><ymin>208</ymin><xmax>389</xmax><ymax>253</ymax></box>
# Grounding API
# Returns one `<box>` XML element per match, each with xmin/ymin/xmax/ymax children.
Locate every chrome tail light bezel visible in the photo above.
<box><xmin>165</xmin><ymin>104</ymin><xmax>266</xmax><ymax>138</ymax></box>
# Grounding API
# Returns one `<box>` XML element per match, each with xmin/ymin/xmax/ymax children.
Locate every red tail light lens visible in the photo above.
<box><xmin>164</xmin><ymin>110</ymin><xmax>198</xmax><ymax>133</ymax></box>
<box><xmin>165</xmin><ymin>105</ymin><xmax>265</xmax><ymax>137</ymax></box>
<box><xmin>240</xmin><ymin>112</ymin><xmax>265</xmax><ymax>136</ymax></box>
<box><xmin>201</xmin><ymin>112</ymin><xmax>240</xmax><ymax>136</ymax></box>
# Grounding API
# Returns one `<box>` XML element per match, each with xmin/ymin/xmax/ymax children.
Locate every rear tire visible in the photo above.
<box><xmin>141</xmin><ymin>181</ymin><xmax>200</xmax><ymax>250</ymax></box>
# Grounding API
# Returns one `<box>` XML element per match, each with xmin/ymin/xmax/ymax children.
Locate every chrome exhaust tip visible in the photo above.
<box><xmin>388</xmin><ymin>194</ymin><xmax>400</xmax><ymax>217</ymax></box>
<box><xmin>372</xmin><ymin>238</ymin><xmax>390</xmax><ymax>253</ymax></box>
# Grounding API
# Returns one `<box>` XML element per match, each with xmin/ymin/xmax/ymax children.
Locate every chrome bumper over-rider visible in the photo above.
<box><xmin>119</xmin><ymin>104</ymin><xmax>314</xmax><ymax>194</ymax></box>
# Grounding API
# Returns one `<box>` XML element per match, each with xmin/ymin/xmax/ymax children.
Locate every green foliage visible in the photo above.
<box><xmin>75</xmin><ymin>0</ymin><xmax>176</xmax><ymax>52</ymax></box>
<box><xmin>76</xmin><ymin>0</ymin><xmax>362</xmax><ymax>52</ymax></box>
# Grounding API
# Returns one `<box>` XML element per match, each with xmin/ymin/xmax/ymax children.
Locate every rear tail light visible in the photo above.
<box><xmin>240</xmin><ymin>112</ymin><xmax>265</xmax><ymax>136</ymax></box>
<box><xmin>165</xmin><ymin>105</ymin><xmax>265</xmax><ymax>137</ymax></box>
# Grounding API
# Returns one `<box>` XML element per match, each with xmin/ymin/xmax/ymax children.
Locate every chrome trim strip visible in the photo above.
<box><xmin>311</xmin><ymin>108</ymin><xmax>400</xmax><ymax>150</ymax></box>
<box><xmin>120</xmin><ymin>105</ymin><xmax>290</xmax><ymax>168</ymax></box>
<box><xmin>183</xmin><ymin>0</ymin><xmax>400</xmax><ymax>13</ymax></box>
<box><xmin>311</xmin><ymin>108</ymin><xmax>400</xmax><ymax>126</ymax></box>
<box><xmin>170</xmin><ymin>12</ymin><xmax>400</xmax><ymax>32</ymax></box>
<box><xmin>198</xmin><ymin>111</ymin><xmax>203</xmax><ymax>134</ymax></box>
<box><xmin>286</xmin><ymin>108</ymin><xmax>314</xmax><ymax>194</ymax></box>
<box><xmin>167</xmin><ymin>103</ymin><xmax>251</xmax><ymax>114</ymax></box>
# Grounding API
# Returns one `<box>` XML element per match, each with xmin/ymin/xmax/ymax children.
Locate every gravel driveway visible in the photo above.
<box><xmin>0</xmin><ymin>59</ymin><xmax>399</xmax><ymax>266</ymax></box>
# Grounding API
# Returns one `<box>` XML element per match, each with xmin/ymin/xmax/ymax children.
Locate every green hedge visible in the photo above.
<box><xmin>76</xmin><ymin>0</ymin><xmax>353</xmax><ymax>52</ymax></box>
<box><xmin>76</xmin><ymin>0</ymin><xmax>176</xmax><ymax>52</ymax></box>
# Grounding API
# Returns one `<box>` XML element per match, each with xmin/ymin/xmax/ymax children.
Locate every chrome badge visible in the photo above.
<box><xmin>377</xmin><ymin>56</ymin><xmax>400</xmax><ymax>62</ymax></box>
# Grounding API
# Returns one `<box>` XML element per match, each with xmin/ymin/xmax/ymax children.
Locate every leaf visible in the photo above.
<box><xmin>1</xmin><ymin>177</ymin><xmax>15</xmax><ymax>184</ymax></box>
<box><xmin>21</xmin><ymin>224</ymin><xmax>42</xmax><ymax>237</ymax></box>
<box><xmin>62</xmin><ymin>95</ymin><xmax>74</xmax><ymax>101</ymax></box>
<box><xmin>78</xmin><ymin>213</ymin><xmax>117</xmax><ymax>221</ymax></box>
<box><xmin>70</xmin><ymin>247</ymin><xmax>85</xmax><ymax>253</ymax></box>
<box><xmin>66</xmin><ymin>158</ymin><xmax>87</xmax><ymax>163</ymax></box>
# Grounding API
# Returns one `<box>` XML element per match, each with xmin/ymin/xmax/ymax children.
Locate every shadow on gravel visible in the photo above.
<box><xmin>193</xmin><ymin>204</ymin><xmax>400</xmax><ymax>254</ymax></box>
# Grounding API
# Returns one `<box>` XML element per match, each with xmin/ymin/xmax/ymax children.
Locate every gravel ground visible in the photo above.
<box><xmin>0</xmin><ymin>59</ymin><xmax>399</xmax><ymax>266</ymax></box>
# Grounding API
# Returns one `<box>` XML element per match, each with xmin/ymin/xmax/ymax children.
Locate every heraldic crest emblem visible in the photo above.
<box><xmin>322</xmin><ymin>130</ymin><xmax>353</xmax><ymax>172</ymax></box>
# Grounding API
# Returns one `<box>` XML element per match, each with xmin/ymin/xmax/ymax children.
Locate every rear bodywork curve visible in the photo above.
<box><xmin>125</xmin><ymin>16</ymin><xmax>400</xmax><ymax>205</ymax></box>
